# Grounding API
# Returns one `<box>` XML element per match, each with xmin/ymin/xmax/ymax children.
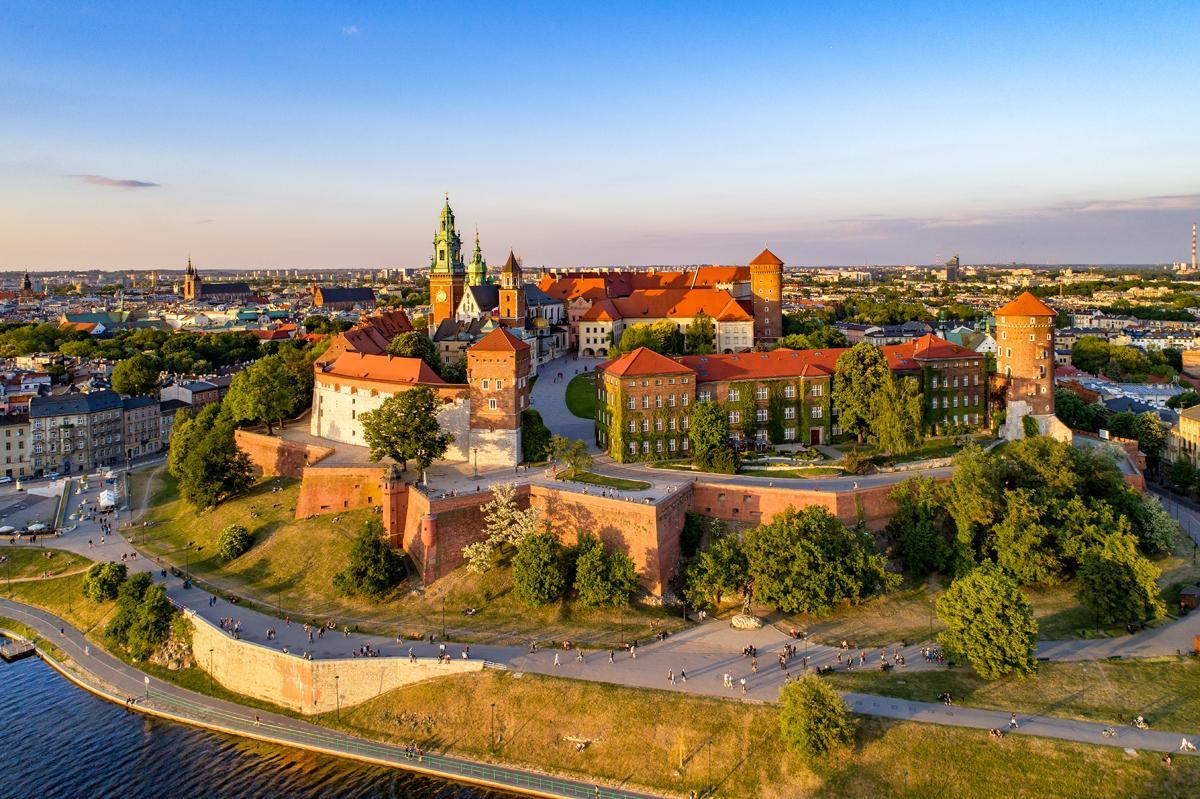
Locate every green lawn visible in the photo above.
<box><xmin>740</xmin><ymin>467</ymin><xmax>843</xmax><ymax>478</ymax></box>
<box><xmin>321</xmin><ymin>669</ymin><xmax>1200</xmax><ymax>799</ymax></box>
<box><xmin>557</xmin><ymin>471</ymin><xmax>651</xmax><ymax>491</ymax></box>
<box><xmin>834</xmin><ymin>434</ymin><xmax>996</xmax><ymax>465</ymax></box>
<box><xmin>133</xmin><ymin>470</ymin><xmax>686</xmax><ymax>646</ymax></box>
<box><xmin>564</xmin><ymin>373</ymin><xmax>596</xmax><ymax>419</ymax></box>
<box><xmin>0</xmin><ymin>546</ymin><xmax>89</xmax><ymax>581</ymax></box>
<box><xmin>825</xmin><ymin>657</ymin><xmax>1200</xmax><ymax>731</ymax></box>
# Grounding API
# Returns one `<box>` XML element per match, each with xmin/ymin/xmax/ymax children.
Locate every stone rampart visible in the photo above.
<box><xmin>187</xmin><ymin>610</ymin><xmax>480</xmax><ymax>715</ymax></box>
<box><xmin>235</xmin><ymin>429</ymin><xmax>334</xmax><ymax>479</ymax></box>
<box><xmin>294</xmin><ymin>466</ymin><xmax>389</xmax><ymax>518</ymax></box>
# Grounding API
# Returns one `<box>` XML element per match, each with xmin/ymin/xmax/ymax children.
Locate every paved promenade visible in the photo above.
<box><xmin>0</xmin><ymin>598</ymin><xmax>660</xmax><ymax>799</ymax></box>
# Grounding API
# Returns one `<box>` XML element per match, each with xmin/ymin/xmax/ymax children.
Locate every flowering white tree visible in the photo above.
<box><xmin>462</xmin><ymin>482</ymin><xmax>542</xmax><ymax>573</ymax></box>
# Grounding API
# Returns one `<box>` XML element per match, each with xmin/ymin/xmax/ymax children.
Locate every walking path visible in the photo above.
<box><xmin>0</xmin><ymin>599</ymin><xmax>660</xmax><ymax>799</ymax></box>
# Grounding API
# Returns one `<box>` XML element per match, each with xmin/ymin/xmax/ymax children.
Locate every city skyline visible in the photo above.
<box><xmin>3</xmin><ymin>1</ymin><xmax>1200</xmax><ymax>270</ymax></box>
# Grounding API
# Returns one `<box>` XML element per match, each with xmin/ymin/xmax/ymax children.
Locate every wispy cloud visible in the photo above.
<box><xmin>194</xmin><ymin>218</ymin><xmax>215</xmax><ymax>225</ymax></box>
<box><xmin>70</xmin><ymin>174</ymin><xmax>160</xmax><ymax>189</ymax></box>
<box><xmin>342</xmin><ymin>24</ymin><xmax>359</xmax><ymax>36</ymax></box>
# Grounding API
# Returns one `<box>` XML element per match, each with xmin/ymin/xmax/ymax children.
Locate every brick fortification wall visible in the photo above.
<box><xmin>235</xmin><ymin>429</ymin><xmax>333</xmax><ymax>479</ymax></box>
<box><xmin>294</xmin><ymin>466</ymin><xmax>390</xmax><ymax>518</ymax></box>
<box><xmin>187</xmin><ymin>609</ymin><xmax>480</xmax><ymax>715</ymax></box>
<box><xmin>690</xmin><ymin>480</ymin><xmax>901</xmax><ymax>531</ymax></box>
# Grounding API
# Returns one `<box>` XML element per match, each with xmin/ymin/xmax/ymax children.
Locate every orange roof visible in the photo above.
<box><xmin>60</xmin><ymin>321</ymin><xmax>99</xmax><ymax>333</ymax></box>
<box><xmin>599</xmin><ymin>347</ymin><xmax>695</xmax><ymax>378</ymax></box>
<box><xmin>996</xmin><ymin>291</ymin><xmax>1055</xmax><ymax>317</ymax></box>
<box><xmin>749</xmin><ymin>248</ymin><xmax>784</xmax><ymax>266</ymax></box>
<box><xmin>580</xmin><ymin>298</ymin><xmax>619</xmax><ymax>322</ymax></box>
<box><xmin>888</xmin><ymin>334</ymin><xmax>982</xmax><ymax>364</ymax></box>
<box><xmin>679</xmin><ymin>349</ymin><xmax>838</xmax><ymax>382</ymax></box>
<box><xmin>322</xmin><ymin>352</ymin><xmax>445</xmax><ymax>385</ymax></box>
<box><xmin>610</xmin><ymin>289</ymin><xmax>752</xmax><ymax>322</ymax></box>
<box><xmin>470</xmin><ymin>327</ymin><xmax>530</xmax><ymax>353</ymax></box>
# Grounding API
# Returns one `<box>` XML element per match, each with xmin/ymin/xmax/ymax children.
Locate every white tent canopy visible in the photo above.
<box><xmin>98</xmin><ymin>489</ymin><xmax>118</xmax><ymax>509</ymax></box>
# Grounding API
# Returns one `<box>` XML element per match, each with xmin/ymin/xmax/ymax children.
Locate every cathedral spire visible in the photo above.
<box><xmin>467</xmin><ymin>225</ymin><xmax>488</xmax><ymax>286</ymax></box>
<box><xmin>431</xmin><ymin>197</ymin><xmax>465</xmax><ymax>274</ymax></box>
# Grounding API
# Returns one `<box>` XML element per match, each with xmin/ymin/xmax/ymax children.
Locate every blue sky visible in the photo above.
<box><xmin>2</xmin><ymin>1</ymin><xmax>1198</xmax><ymax>269</ymax></box>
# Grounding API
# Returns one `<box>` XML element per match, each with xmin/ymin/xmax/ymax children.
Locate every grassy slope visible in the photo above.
<box><xmin>135</xmin><ymin>472</ymin><xmax>685</xmax><ymax>645</ymax></box>
<box><xmin>826</xmin><ymin>657</ymin><xmax>1200</xmax><ymax>730</ymax></box>
<box><xmin>0</xmin><ymin>546</ymin><xmax>89</xmax><ymax>580</ymax></box>
<box><xmin>324</xmin><ymin>670</ymin><xmax>1199</xmax><ymax>799</ymax></box>
<box><xmin>564</xmin><ymin>373</ymin><xmax>596</xmax><ymax>419</ymax></box>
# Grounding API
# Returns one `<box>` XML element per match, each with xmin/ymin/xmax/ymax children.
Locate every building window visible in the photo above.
<box><xmin>784</xmin><ymin>427</ymin><xmax>795</xmax><ymax>440</ymax></box>
<box><xmin>727</xmin><ymin>388</ymin><xmax>740</xmax><ymax>402</ymax></box>
<box><xmin>628</xmin><ymin>420</ymin><xmax>637</xmax><ymax>433</ymax></box>
<box><xmin>668</xmin><ymin>417</ymin><xmax>676</xmax><ymax>431</ymax></box>
<box><xmin>668</xmin><ymin>395</ymin><xmax>676</xmax><ymax>407</ymax></box>
<box><xmin>811</xmin><ymin>406</ymin><xmax>822</xmax><ymax>419</ymax></box>
<box><xmin>784</xmin><ymin>407</ymin><xmax>795</xmax><ymax>419</ymax></box>
<box><xmin>642</xmin><ymin>396</ymin><xmax>650</xmax><ymax>409</ymax></box>
<box><xmin>628</xmin><ymin>442</ymin><xmax>637</xmax><ymax>455</ymax></box>
<box><xmin>811</xmin><ymin>384</ymin><xmax>822</xmax><ymax>398</ymax></box>
<box><xmin>669</xmin><ymin>438</ymin><xmax>677</xmax><ymax>452</ymax></box>
<box><xmin>642</xmin><ymin>441</ymin><xmax>650</xmax><ymax>454</ymax></box>
<box><xmin>488</xmin><ymin>398</ymin><xmax>497</xmax><ymax>410</ymax></box>
<box><xmin>784</xmin><ymin>384</ymin><xmax>796</xmax><ymax>399</ymax></box>
<box><xmin>729</xmin><ymin>411</ymin><xmax>740</xmax><ymax>425</ymax></box>
<box><xmin>655</xmin><ymin>395</ymin><xmax>663</xmax><ymax>408</ymax></box>
<box><xmin>627</xmin><ymin>397</ymin><xmax>635</xmax><ymax>410</ymax></box>
<box><xmin>655</xmin><ymin>439</ymin><xmax>663</xmax><ymax>453</ymax></box>
<box><xmin>482</xmin><ymin>379</ymin><xmax>490</xmax><ymax>389</ymax></box>
<box><xmin>496</xmin><ymin>379</ymin><xmax>504</xmax><ymax>389</ymax></box>
<box><xmin>755</xmin><ymin>386</ymin><xmax>768</xmax><ymax>400</ymax></box>
<box><xmin>698</xmin><ymin>390</ymin><xmax>711</xmax><ymax>402</ymax></box>
<box><xmin>682</xmin><ymin>437</ymin><xmax>689</xmax><ymax>451</ymax></box>
<box><xmin>642</xmin><ymin>419</ymin><xmax>650</xmax><ymax>433</ymax></box>
<box><xmin>755</xmin><ymin>408</ymin><xmax>768</xmax><ymax>422</ymax></box>
<box><xmin>655</xmin><ymin>418</ymin><xmax>663</xmax><ymax>432</ymax></box>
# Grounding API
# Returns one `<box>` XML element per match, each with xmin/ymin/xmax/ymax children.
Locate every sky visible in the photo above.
<box><xmin>2</xmin><ymin>1</ymin><xmax>1199</xmax><ymax>270</ymax></box>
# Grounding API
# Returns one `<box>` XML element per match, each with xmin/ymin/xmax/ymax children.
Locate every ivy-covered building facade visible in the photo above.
<box><xmin>594</xmin><ymin>334</ymin><xmax>986</xmax><ymax>463</ymax></box>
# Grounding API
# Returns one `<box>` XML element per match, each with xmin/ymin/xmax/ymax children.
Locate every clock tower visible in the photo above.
<box><xmin>429</xmin><ymin>196</ymin><xmax>466</xmax><ymax>329</ymax></box>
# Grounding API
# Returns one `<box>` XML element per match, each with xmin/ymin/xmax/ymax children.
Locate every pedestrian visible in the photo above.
<box><xmin>1009</xmin><ymin>713</ymin><xmax>1019</xmax><ymax>730</ymax></box>
<box><xmin>680</xmin><ymin>668</ymin><xmax>687</xmax><ymax>683</ymax></box>
<box><xmin>668</xmin><ymin>668</ymin><xmax>675</xmax><ymax>685</ymax></box>
<box><xmin>554</xmin><ymin>652</ymin><xmax>561</xmax><ymax>667</ymax></box>
<box><xmin>740</xmin><ymin>677</ymin><xmax>747</xmax><ymax>694</ymax></box>
<box><xmin>608</xmin><ymin>650</ymin><xmax>614</xmax><ymax>664</ymax></box>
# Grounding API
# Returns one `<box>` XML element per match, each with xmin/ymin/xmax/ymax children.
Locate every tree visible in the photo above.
<box><xmin>461</xmin><ymin>482</ymin><xmax>541</xmax><ymax>573</ymax></box>
<box><xmin>744</xmin><ymin>506</ymin><xmax>898</xmax><ymax>614</ymax></box>
<box><xmin>936</xmin><ymin>563</ymin><xmax>1038</xmax><ymax>680</ymax></box>
<box><xmin>886</xmin><ymin>477</ymin><xmax>950</xmax><ymax>577</ymax></box>
<box><xmin>1106</xmin><ymin>411</ymin><xmax>1137</xmax><ymax>439</ymax></box>
<box><xmin>614</xmin><ymin>324</ymin><xmax>656</xmax><ymax>355</ymax></box>
<box><xmin>990</xmin><ymin>489</ymin><xmax>1062</xmax><ymax>585</ymax></box>
<box><xmin>512</xmin><ymin>532</ymin><xmax>567</xmax><ymax>606</ymax></box>
<box><xmin>1070</xmin><ymin>336</ymin><xmax>1111</xmax><ymax>375</ymax></box>
<box><xmin>649</xmin><ymin>319</ymin><xmax>683</xmax><ymax>355</ymax></box>
<box><xmin>942</xmin><ymin>443</ymin><xmax>1003</xmax><ymax>571</ymax></box>
<box><xmin>870</xmin><ymin>374</ymin><xmax>923</xmax><ymax>455</ymax></box>
<box><xmin>217</xmin><ymin>524</ymin><xmax>252</xmax><ymax>561</ymax></box>
<box><xmin>778</xmin><ymin>327</ymin><xmax>847</xmax><ymax>351</ymax></box>
<box><xmin>223</xmin><ymin>354</ymin><xmax>304</xmax><ymax>434</ymax></box>
<box><xmin>82</xmin><ymin>561</ymin><xmax>127</xmax><ymax>602</ymax></box>
<box><xmin>106</xmin><ymin>573</ymin><xmax>174</xmax><ymax>661</ymax></box>
<box><xmin>359</xmin><ymin>386</ymin><xmax>452</xmax><ymax>474</ymax></box>
<box><xmin>549</xmin><ymin>435</ymin><xmax>593</xmax><ymax>478</ymax></box>
<box><xmin>1055</xmin><ymin>388</ymin><xmax>1107</xmax><ymax>433</ymax></box>
<box><xmin>332</xmin><ymin>518</ymin><xmax>406</xmax><ymax>598</ymax></box>
<box><xmin>174</xmin><ymin>406</ymin><xmax>254</xmax><ymax>508</ymax></box>
<box><xmin>684</xmin><ymin>533</ymin><xmax>748</xmax><ymax>610</ymax></box>
<box><xmin>442</xmin><ymin>355</ymin><xmax>468</xmax><ymax>384</ymax></box>
<box><xmin>1131</xmin><ymin>495</ymin><xmax>1179</xmax><ymax>555</ymax></box>
<box><xmin>386</xmin><ymin>331</ymin><xmax>443</xmax><ymax>377</ymax></box>
<box><xmin>573</xmin><ymin>534</ymin><xmax>639</xmax><ymax>607</ymax></box>
<box><xmin>1132</xmin><ymin>411</ymin><xmax>1166</xmax><ymax>462</ymax></box>
<box><xmin>111</xmin><ymin>353</ymin><xmax>161</xmax><ymax>396</ymax></box>
<box><xmin>166</xmin><ymin>407</ymin><xmax>198</xmax><ymax>479</ymax></box>
<box><xmin>684</xmin><ymin>312</ymin><xmax>716</xmax><ymax>354</ymax></box>
<box><xmin>778</xmin><ymin>674</ymin><xmax>855</xmax><ymax>757</ymax></box>
<box><xmin>833</xmin><ymin>343</ymin><xmax>890</xmax><ymax>443</ymax></box>
<box><xmin>689</xmin><ymin>401</ymin><xmax>737</xmax><ymax>472</ymax></box>
<box><xmin>1167</xmin><ymin>390</ymin><xmax>1200</xmax><ymax>410</ymax></box>
<box><xmin>520</xmin><ymin>409</ymin><xmax>552</xmax><ymax>462</ymax></box>
<box><xmin>1167</xmin><ymin>458</ymin><xmax>1196</xmax><ymax>490</ymax></box>
<box><xmin>1077</xmin><ymin>534</ymin><xmax>1166</xmax><ymax>627</ymax></box>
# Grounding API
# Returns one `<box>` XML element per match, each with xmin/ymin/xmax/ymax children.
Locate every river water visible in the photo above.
<box><xmin>0</xmin><ymin>653</ymin><xmax>513</xmax><ymax>799</ymax></box>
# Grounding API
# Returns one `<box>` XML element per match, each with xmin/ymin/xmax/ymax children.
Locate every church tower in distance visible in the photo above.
<box><xmin>498</xmin><ymin>250</ymin><xmax>525</xmax><ymax>327</ymax></box>
<box><xmin>466</xmin><ymin>228</ymin><xmax>488</xmax><ymax>287</ymax></box>
<box><xmin>429</xmin><ymin>197</ymin><xmax>466</xmax><ymax>328</ymax></box>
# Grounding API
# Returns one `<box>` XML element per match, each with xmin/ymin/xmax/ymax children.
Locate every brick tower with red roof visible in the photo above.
<box><xmin>994</xmin><ymin>291</ymin><xmax>1056</xmax><ymax>418</ymax></box>
<box><xmin>466</xmin><ymin>326</ymin><xmax>532</xmax><ymax>467</ymax></box>
<box><xmin>749</xmin><ymin>249</ymin><xmax>784</xmax><ymax>343</ymax></box>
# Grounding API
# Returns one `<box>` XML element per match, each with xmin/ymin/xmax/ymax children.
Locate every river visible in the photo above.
<box><xmin>0</xmin><ymin>651</ymin><xmax>514</xmax><ymax>798</ymax></box>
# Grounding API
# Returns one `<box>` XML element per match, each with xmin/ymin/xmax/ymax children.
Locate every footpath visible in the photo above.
<box><xmin>0</xmin><ymin>598</ymin><xmax>660</xmax><ymax>799</ymax></box>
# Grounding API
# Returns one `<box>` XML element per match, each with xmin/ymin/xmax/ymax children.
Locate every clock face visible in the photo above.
<box><xmin>435</xmin><ymin>289</ymin><xmax>447</xmax><ymax>303</ymax></box>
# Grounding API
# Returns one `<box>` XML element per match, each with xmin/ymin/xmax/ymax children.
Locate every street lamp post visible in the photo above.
<box><xmin>472</xmin><ymin>448</ymin><xmax>478</xmax><ymax>479</ymax></box>
<box><xmin>334</xmin><ymin>674</ymin><xmax>341</xmax><ymax>722</ymax></box>
<box><xmin>490</xmin><ymin>702</ymin><xmax>495</xmax><ymax>751</ymax></box>
<box><xmin>209</xmin><ymin>648</ymin><xmax>214</xmax><ymax>691</ymax></box>
<box><xmin>441</xmin><ymin>598</ymin><xmax>446</xmax><ymax>640</ymax></box>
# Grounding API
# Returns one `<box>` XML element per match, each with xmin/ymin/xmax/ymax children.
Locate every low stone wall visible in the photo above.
<box><xmin>235</xmin><ymin>429</ymin><xmax>334</xmax><ymax>479</ymax></box>
<box><xmin>187</xmin><ymin>610</ymin><xmax>481</xmax><ymax>715</ymax></box>
<box><xmin>294</xmin><ymin>466</ymin><xmax>389</xmax><ymax>518</ymax></box>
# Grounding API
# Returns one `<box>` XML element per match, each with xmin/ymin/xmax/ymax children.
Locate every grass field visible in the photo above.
<box><xmin>740</xmin><ymin>467</ymin><xmax>843</xmax><ymax>479</ymax></box>
<box><xmin>825</xmin><ymin>657</ymin><xmax>1200</xmax><ymax>731</ymax></box>
<box><xmin>564</xmin><ymin>373</ymin><xmax>596</xmax><ymax>419</ymax></box>
<box><xmin>834</xmin><ymin>435</ymin><xmax>996</xmax><ymax>465</ymax></box>
<box><xmin>322</xmin><ymin>669</ymin><xmax>1200</xmax><ymax>799</ymax></box>
<box><xmin>5</xmin><ymin>569</ymin><xmax>113</xmax><ymax>635</ymax></box>
<box><xmin>133</xmin><ymin>471</ymin><xmax>686</xmax><ymax>646</ymax></box>
<box><xmin>558</xmin><ymin>471</ymin><xmax>651</xmax><ymax>491</ymax></box>
<box><xmin>0</xmin><ymin>546</ymin><xmax>89</xmax><ymax>581</ymax></box>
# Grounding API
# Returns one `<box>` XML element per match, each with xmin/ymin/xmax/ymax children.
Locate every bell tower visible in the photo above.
<box><xmin>466</xmin><ymin>228</ymin><xmax>488</xmax><ymax>287</ymax></box>
<box><xmin>749</xmin><ymin>248</ymin><xmax>783</xmax><ymax>343</ymax></box>
<box><xmin>498</xmin><ymin>250</ymin><xmax>525</xmax><ymax>327</ymax></box>
<box><xmin>429</xmin><ymin>196</ymin><xmax>466</xmax><ymax>328</ymax></box>
<box><xmin>183</xmin><ymin>257</ymin><xmax>200</xmax><ymax>301</ymax></box>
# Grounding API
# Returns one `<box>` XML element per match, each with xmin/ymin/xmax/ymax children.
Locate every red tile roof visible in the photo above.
<box><xmin>679</xmin><ymin>349</ymin><xmax>838</xmax><ymax>381</ymax></box>
<box><xmin>470</xmin><ymin>327</ymin><xmax>530</xmax><ymax>353</ymax></box>
<box><xmin>610</xmin><ymin>289</ymin><xmax>752</xmax><ymax>322</ymax></box>
<box><xmin>580</xmin><ymin>298</ymin><xmax>618</xmax><ymax>322</ymax></box>
<box><xmin>996</xmin><ymin>291</ymin><xmax>1055</xmax><ymax>317</ymax></box>
<box><xmin>323</xmin><ymin>352</ymin><xmax>445</xmax><ymax>385</ymax></box>
<box><xmin>599</xmin><ymin>347</ymin><xmax>695</xmax><ymax>378</ymax></box>
<box><xmin>749</xmin><ymin>248</ymin><xmax>784</xmax><ymax>266</ymax></box>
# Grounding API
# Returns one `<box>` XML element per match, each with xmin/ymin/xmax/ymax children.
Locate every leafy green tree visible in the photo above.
<box><xmin>886</xmin><ymin>477</ymin><xmax>950</xmax><ymax>577</ymax></box>
<box><xmin>779</xmin><ymin>674</ymin><xmax>855</xmax><ymax>757</ymax></box>
<box><xmin>649</xmin><ymin>319</ymin><xmax>683</xmax><ymax>355</ymax></box>
<box><xmin>1106</xmin><ymin>411</ymin><xmax>1137</xmax><ymax>439</ymax></box>
<box><xmin>704</xmin><ymin>446</ymin><xmax>740</xmax><ymax>474</ymax></box>
<box><xmin>441</xmin><ymin>355</ymin><xmax>468</xmax><ymax>384</ymax></box>
<box><xmin>1054</xmin><ymin>388</ymin><xmax>1107</xmax><ymax>433</ymax></box>
<box><xmin>683</xmin><ymin>533</ymin><xmax>748</xmax><ymax>610</ymax></box>
<box><xmin>166</xmin><ymin>407</ymin><xmax>199</xmax><ymax>479</ymax></box>
<box><xmin>990</xmin><ymin>489</ymin><xmax>1062</xmax><ymax>585</ymax></box>
<box><xmin>1167</xmin><ymin>458</ymin><xmax>1196</xmax><ymax>490</ymax></box>
<box><xmin>386</xmin><ymin>331</ymin><xmax>443</xmax><ymax>377</ymax></box>
<box><xmin>549</xmin><ymin>435</ymin><xmax>593</xmax><ymax>478</ymax></box>
<box><xmin>778</xmin><ymin>327</ymin><xmax>847</xmax><ymax>351</ymax></box>
<box><xmin>1070</xmin><ymin>336</ymin><xmax>1111</xmax><ymax>375</ymax></box>
<box><xmin>1166</xmin><ymin>390</ymin><xmax>1200</xmax><ymax>410</ymax></box>
<box><xmin>941</xmin><ymin>443</ymin><xmax>1002</xmax><ymax>572</ymax></box>
<box><xmin>512</xmin><ymin>532</ymin><xmax>567</xmax><ymax>606</ymax></box>
<box><xmin>1078</xmin><ymin>534</ymin><xmax>1165</xmax><ymax>627</ymax></box>
<box><xmin>359</xmin><ymin>386</ymin><xmax>452</xmax><ymax>473</ymax></box>
<box><xmin>332</xmin><ymin>518</ymin><xmax>406</xmax><ymax>598</ymax></box>
<box><xmin>175</xmin><ymin>407</ymin><xmax>254</xmax><ymax>508</ymax></box>
<box><xmin>870</xmin><ymin>374</ymin><xmax>923</xmax><ymax>455</ymax></box>
<box><xmin>1132</xmin><ymin>411</ymin><xmax>1166</xmax><ymax>462</ymax></box>
<box><xmin>684</xmin><ymin>312</ymin><xmax>716</xmax><ymax>354</ymax></box>
<box><xmin>110</xmin><ymin>353</ymin><xmax>161</xmax><ymax>396</ymax></box>
<box><xmin>744</xmin><ymin>506</ymin><xmax>898</xmax><ymax>614</ymax></box>
<box><xmin>223</xmin><ymin>354</ymin><xmax>304</xmax><ymax>434</ymax></box>
<box><xmin>689</xmin><ymin>400</ymin><xmax>738</xmax><ymax>472</ymax></box>
<box><xmin>833</xmin><ymin>343</ymin><xmax>890</xmax><ymax>443</ymax></box>
<box><xmin>520</xmin><ymin>409</ymin><xmax>552</xmax><ymax>462</ymax></box>
<box><xmin>461</xmin><ymin>482</ymin><xmax>542</xmax><ymax>573</ymax></box>
<box><xmin>106</xmin><ymin>573</ymin><xmax>174</xmax><ymax>661</ymax></box>
<box><xmin>936</xmin><ymin>563</ymin><xmax>1038</xmax><ymax>680</ymax></box>
<box><xmin>217</xmin><ymin>524</ymin><xmax>252</xmax><ymax>561</ymax></box>
<box><xmin>572</xmin><ymin>534</ymin><xmax>639</xmax><ymax>607</ymax></box>
<box><xmin>613</xmin><ymin>324</ymin><xmax>657</xmax><ymax>355</ymax></box>
<box><xmin>82</xmin><ymin>561</ymin><xmax>127</xmax><ymax>602</ymax></box>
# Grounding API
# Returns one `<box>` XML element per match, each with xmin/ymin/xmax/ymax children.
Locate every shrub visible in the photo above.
<box><xmin>840</xmin><ymin>450</ymin><xmax>871</xmax><ymax>475</ymax></box>
<box><xmin>106</xmin><ymin>572</ymin><xmax>174</xmax><ymax>661</ymax></box>
<box><xmin>512</xmin><ymin>532</ymin><xmax>566</xmax><ymax>606</ymax></box>
<box><xmin>1022</xmin><ymin>414</ymin><xmax>1040</xmax><ymax>438</ymax></box>
<box><xmin>333</xmin><ymin>518</ymin><xmax>406</xmax><ymax>598</ymax></box>
<box><xmin>216</xmin><ymin>524</ymin><xmax>252</xmax><ymax>561</ymax></box>
<box><xmin>779</xmin><ymin>674</ymin><xmax>855</xmax><ymax>757</ymax></box>
<box><xmin>82</xmin><ymin>561</ymin><xmax>127</xmax><ymax>602</ymax></box>
<box><xmin>573</xmin><ymin>534</ymin><xmax>639</xmax><ymax>607</ymax></box>
<box><xmin>521</xmin><ymin>409</ymin><xmax>552</xmax><ymax>463</ymax></box>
